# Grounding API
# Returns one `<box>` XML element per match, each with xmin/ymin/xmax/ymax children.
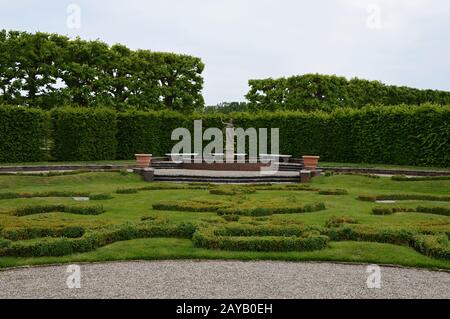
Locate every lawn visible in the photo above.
<box><xmin>0</xmin><ymin>171</ymin><xmax>449</xmax><ymax>270</ymax></box>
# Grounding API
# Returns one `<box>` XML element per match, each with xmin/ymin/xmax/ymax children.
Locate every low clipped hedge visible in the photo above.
<box><xmin>0</xmin><ymin>238</ymin><xmax>11</xmax><ymax>249</ymax></box>
<box><xmin>213</xmin><ymin>224</ymin><xmax>321</xmax><ymax>237</ymax></box>
<box><xmin>192</xmin><ymin>228</ymin><xmax>329</xmax><ymax>252</ymax></box>
<box><xmin>209</xmin><ymin>186</ymin><xmax>256</xmax><ymax>196</ymax></box>
<box><xmin>116</xmin><ymin>184</ymin><xmax>209</xmax><ymax>195</ymax></box>
<box><xmin>116</xmin><ymin>188</ymin><xmax>139</xmax><ymax>194</ymax></box>
<box><xmin>0</xmin><ymin>191</ymin><xmax>111</xmax><ymax>200</ymax></box>
<box><xmin>372</xmin><ymin>206</ymin><xmax>450</xmax><ymax>217</ymax></box>
<box><xmin>326</xmin><ymin>225</ymin><xmax>416</xmax><ymax>246</ymax></box>
<box><xmin>326</xmin><ymin>225</ymin><xmax>450</xmax><ymax>261</ymax></box>
<box><xmin>89</xmin><ymin>193</ymin><xmax>113</xmax><ymax>200</ymax></box>
<box><xmin>222</xmin><ymin>215</ymin><xmax>240</xmax><ymax>222</ymax></box>
<box><xmin>358</xmin><ymin>194</ymin><xmax>450</xmax><ymax>202</ymax></box>
<box><xmin>0</xmin><ymin>222</ymin><xmax>197</xmax><ymax>257</ymax></box>
<box><xmin>412</xmin><ymin>234</ymin><xmax>450</xmax><ymax>260</ymax></box>
<box><xmin>217</xmin><ymin>203</ymin><xmax>326</xmax><ymax>217</ymax></box>
<box><xmin>12</xmin><ymin>204</ymin><xmax>105</xmax><ymax>216</ymax></box>
<box><xmin>318</xmin><ymin>189</ymin><xmax>348</xmax><ymax>195</ymax></box>
<box><xmin>416</xmin><ymin>206</ymin><xmax>450</xmax><ymax>217</ymax></box>
<box><xmin>153</xmin><ymin>200</ymin><xmax>229</xmax><ymax>212</ymax></box>
<box><xmin>325</xmin><ymin>216</ymin><xmax>358</xmax><ymax>228</ymax></box>
<box><xmin>1</xmin><ymin>226</ymin><xmax>85</xmax><ymax>241</ymax></box>
<box><xmin>371</xmin><ymin>207</ymin><xmax>416</xmax><ymax>215</ymax></box>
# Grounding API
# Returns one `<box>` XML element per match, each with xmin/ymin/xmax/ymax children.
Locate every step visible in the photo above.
<box><xmin>154</xmin><ymin>175</ymin><xmax>299</xmax><ymax>183</ymax></box>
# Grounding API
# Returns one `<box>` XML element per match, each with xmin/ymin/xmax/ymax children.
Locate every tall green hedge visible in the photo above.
<box><xmin>116</xmin><ymin>104</ymin><xmax>450</xmax><ymax>167</ymax></box>
<box><xmin>0</xmin><ymin>106</ymin><xmax>50</xmax><ymax>162</ymax></box>
<box><xmin>116</xmin><ymin>111</ymin><xmax>187</xmax><ymax>159</ymax></box>
<box><xmin>1</xmin><ymin>104</ymin><xmax>449</xmax><ymax>167</ymax></box>
<box><xmin>51</xmin><ymin>108</ymin><xmax>117</xmax><ymax>161</ymax></box>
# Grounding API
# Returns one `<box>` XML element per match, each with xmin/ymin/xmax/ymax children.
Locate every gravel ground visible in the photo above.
<box><xmin>0</xmin><ymin>261</ymin><xmax>449</xmax><ymax>299</ymax></box>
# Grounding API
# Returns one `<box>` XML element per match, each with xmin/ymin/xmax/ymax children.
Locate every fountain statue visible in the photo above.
<box><xmin>221</xmin><ymin>118</ymin><xmax>235</xmax><ymax>163</ymax></box>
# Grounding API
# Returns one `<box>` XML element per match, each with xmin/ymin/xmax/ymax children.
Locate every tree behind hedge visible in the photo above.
<box><xmin>246</xmin><ymin>74</ymin><xmax>450</xmax><ymax>112</ymax></box>
<box><xmin>0</xmin><ymin>29</ymin><xmax>204</xmax><ymax>112</ymax></box>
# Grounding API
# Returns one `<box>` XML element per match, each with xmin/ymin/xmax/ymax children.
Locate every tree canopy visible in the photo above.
<box><xmin>246</xmin><ymin>74</ymin><xmax>450</xmax><ymax>112</ymax></box>
<box><xmin>0</xmin><ymin>30</ymin><xmax>205</xmax><ymax>112</ymax></box>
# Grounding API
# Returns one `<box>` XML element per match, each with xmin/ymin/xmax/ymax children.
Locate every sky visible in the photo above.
<box><xmin>1</xmin><ymin>0</ymin><xmax>450</xmax><ymax>105</ymax></box>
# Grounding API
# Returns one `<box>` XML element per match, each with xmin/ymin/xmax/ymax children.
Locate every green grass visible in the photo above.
<box><xmin>0</xmin><ymin>172</ymin><xmax>449</xmax><ymax>270</ymax></box>
<box><xmin>320</xmin><ymin>162</ymin><xmax>450</xmax><ymax>172</ymax></box>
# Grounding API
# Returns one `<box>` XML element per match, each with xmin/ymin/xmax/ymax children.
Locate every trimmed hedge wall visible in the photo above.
<box><xmin>116</xmin><ymin>111</ymin><xmax>187</xmax><ymax>159</ymax></box>
<box><xmin>0</xmin><ymin>106</ymin><xmax>50</xmax><ymax>162</ymax></box>
<box><xmin>51</xmin><ymin>107</ymin><xmax>117</xmax><ymax>161</ymax></box>
<box><xmin>1</xmin><ymin>104</ymin><xmax>450</xmax><ymax>166</ymax></box>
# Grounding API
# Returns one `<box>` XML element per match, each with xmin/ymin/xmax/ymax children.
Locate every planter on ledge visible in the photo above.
<box><xmin>135</xmin><ymin>154</ymin><xmax>152</xmax><ymax>168</ymax></box>
<box><xmin>302</xmin><ymin>155</ymin><xmax>320</xmax><ymax>170</ymax></box>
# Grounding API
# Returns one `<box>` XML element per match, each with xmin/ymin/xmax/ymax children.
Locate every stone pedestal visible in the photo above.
<box><xmin>300</xmin><ymin>170</ymin><xmax>311</xmax><ymax>183</ymax></box>
<box><xmin>142</xmin><ymin>168</ymin><xmax>155</xmax><ymax>182</ymax></box>
<box><xmin>311</xmin><ymin>170</ymin><xmax>323</xmax><ymax>177</ymax></box>
<box><xmin>133</xmin><ymin>168</ymin><xmax>155</xmax><ymax>182</ymax></box>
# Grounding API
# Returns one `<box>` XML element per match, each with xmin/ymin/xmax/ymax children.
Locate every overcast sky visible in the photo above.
<box><xmin>1</xmin><ymin>0</ymin><xmax>450</xmax><ymax>105</ymax></box>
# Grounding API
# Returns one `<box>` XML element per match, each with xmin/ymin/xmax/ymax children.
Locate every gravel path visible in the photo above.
<box><xmin>0</xmin><ymin>261</ymin><xmax>449</xmax><ymax>299</ymax></box>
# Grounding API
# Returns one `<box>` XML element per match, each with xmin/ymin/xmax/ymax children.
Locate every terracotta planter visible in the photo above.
<box><xmin>302</xmin><ymin>155</ymin><xmax>320</xmax><ymax>170</ymax></box>
<box><xmin>135</xmin><ymin>154</ymin><xmax>152</xmax><ymax>168</ymax></box>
